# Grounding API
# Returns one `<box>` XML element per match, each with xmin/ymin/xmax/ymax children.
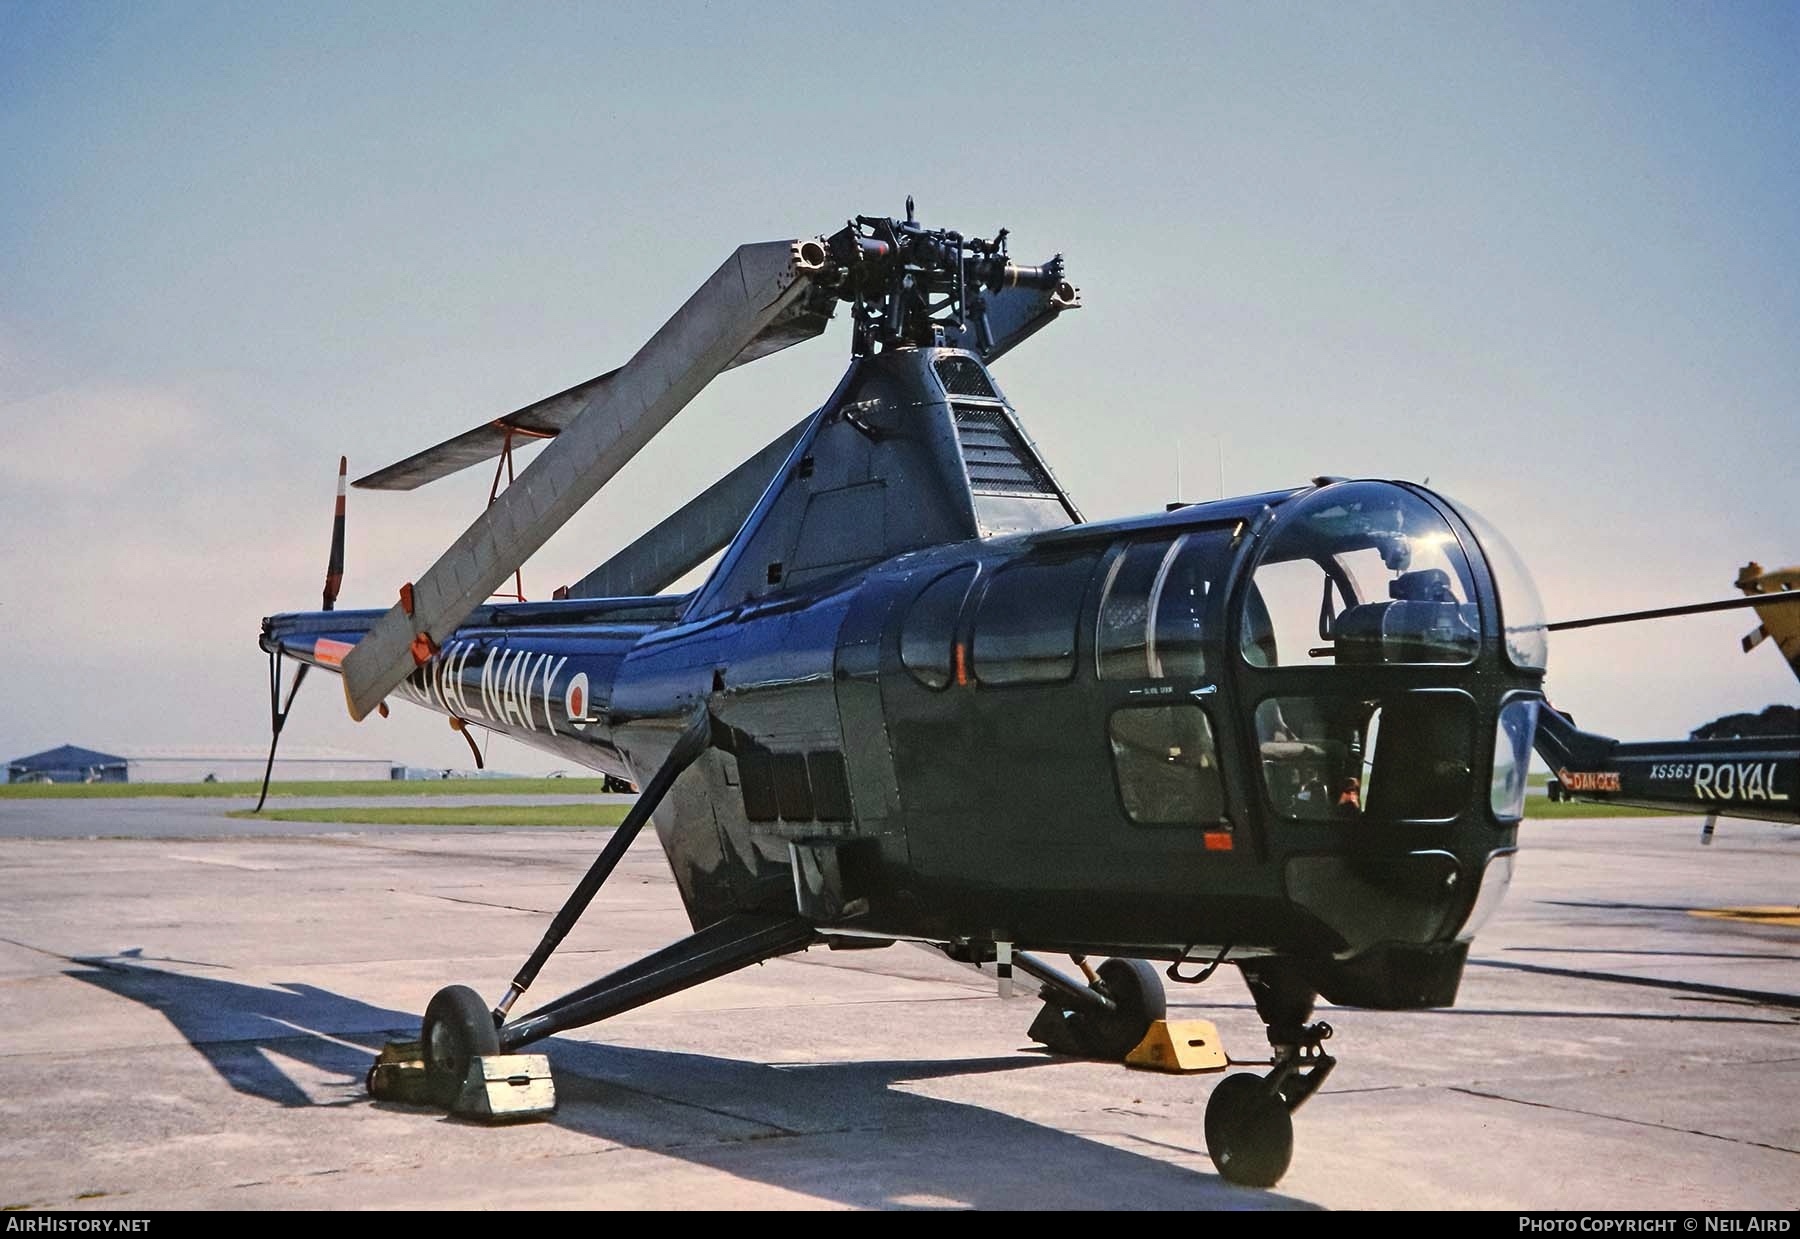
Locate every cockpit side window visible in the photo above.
<box><xmin>1241</xmin><ymin>485</ymin><xmax>1480</xmax><ymax>667</ymax></box>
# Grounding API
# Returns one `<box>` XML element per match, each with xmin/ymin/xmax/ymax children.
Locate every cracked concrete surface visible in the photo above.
<box><xmin>0</xmin><ymin>799</ymin><xmax>1793</xmax><ymax>1210</ymax></box>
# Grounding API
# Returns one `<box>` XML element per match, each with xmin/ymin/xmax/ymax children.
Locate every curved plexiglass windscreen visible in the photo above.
<box><xmin>1444</xmin><ymin>500</ymin><xmax>1548</xmax><ymax>671</ymax></box>
<box><xmin>1490</xmin><ymin>695</ymin><xmax>1540</xmax><ymax>821</ymax></box>
<box><xmin>1242</xmin><ymin>483</ymin><xmax>1481</xmax><ymax>667</ymax></box>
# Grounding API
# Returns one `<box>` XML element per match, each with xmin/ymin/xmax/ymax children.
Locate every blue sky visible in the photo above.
<box><xmin>2</xmin><ymin>2</ymin><xmax>1795</xmax><ymax>770</ymax></box>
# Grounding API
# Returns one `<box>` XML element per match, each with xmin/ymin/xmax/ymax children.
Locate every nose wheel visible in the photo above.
<box><xmin>1204</xmin><ymin>1019</ymin><xmax>1335</xmax><ymax>1188</ymax></box>
<box><xmin>1204</xmin><ymin>1073</ymin><xmax>1294</xmax><ymax>1187</ymax></box>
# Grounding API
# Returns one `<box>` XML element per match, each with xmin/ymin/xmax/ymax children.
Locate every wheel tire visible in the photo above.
<box><xmin>1205</xmin><ymin>1072</ymin><xmax>1295</xmax><ymax>1188</ymax></box>
<box><xmin>422</xmin><ymin>984</ymin><xmax>500</xmax><ymax>1107</ymax></box>
<box><xmin>1071</xmin><ymin>957</ymin><xmax>1167</xmax><ymax>1061</ymax></box>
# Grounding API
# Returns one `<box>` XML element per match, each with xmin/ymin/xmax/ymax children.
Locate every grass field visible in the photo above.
<box><xmin>228</xmin><ymin>803</ymin><xmax>631</xmax><ymax>827</ymax></box>
<box><xmin>0</xmin><ymin>777</ymin><xmax>616</xmax><ymax>800</ymax></box>
<box><xmin>221</xmin><ymin>792</ymin><xmax>1654</xmax><ymax>827</ymax></box>
<box><xmin>7</xmin><ymin>773</ymin><xmax>1659</xmax><ymax>823</ymax></box>
<box><xmin>1522</xmin><ymin>797</ymin><xmax>1674</xmax><ymax>819</ymax></box>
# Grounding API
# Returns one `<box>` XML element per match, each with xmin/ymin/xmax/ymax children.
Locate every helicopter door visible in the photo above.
<box><xmin>882</xmin><ymin>551</ymin><xmax>1107</xmax><ymax>893</ymax></box>
<box><xmin>1091</xmin><ymin>529</ymin><xmax>1246</xmax><ymax>853</ymax></box>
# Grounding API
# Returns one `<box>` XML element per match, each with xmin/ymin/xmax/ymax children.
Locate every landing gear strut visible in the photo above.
<box><xmin>1205</xmin><ymin>961</ymin><xmax>1336</xmax><ymax>1188</ymax></box>
<box><xmin>379</xmin><ymin>714</ymin><xmax>814</xmax><ymax>1118</ymax></box>
<box><xmin>1204</xmin><ymin>1020</ymin><xmax>1334</xmax><ymax>1187</ymax></box>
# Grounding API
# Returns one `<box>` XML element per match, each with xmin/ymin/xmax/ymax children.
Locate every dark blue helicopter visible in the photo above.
<box><xmin>261</xmin><ymin>206</ymin><xmax>1800</xmax><ymax>1187</ymax></box>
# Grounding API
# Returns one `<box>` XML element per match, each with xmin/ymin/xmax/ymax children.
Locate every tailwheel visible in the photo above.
<box><xmin>1204</xmin><ymin>1072</ymin><xmax>1294</xmax><ymax>1188</ymax></box>
<box><xmin>422</xmin><ymin>984</ymin><xmax>500</xmax><ymax>1106</ymax></box>
<box><xmin>1069</xmin><ymin>957</ymin><xmax>1167</xmax><ymax>1061</ymax></box>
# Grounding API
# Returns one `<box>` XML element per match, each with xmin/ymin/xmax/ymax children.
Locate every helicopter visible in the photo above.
<box><xmin>259</xmin><ymin>204</ymin><xmax>1800</xmax><ymax>1188</ymax></box>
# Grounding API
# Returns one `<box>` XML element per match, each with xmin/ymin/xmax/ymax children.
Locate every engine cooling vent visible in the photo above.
<box><xmin>953</xmin><ymin>405</ymin><xmax>1058</xmax><ymax>496</ymax></box>
<box><xmin>935</xmin><ymin>356</ymin><xmax>998</xmax><ymax>399</ymax></box>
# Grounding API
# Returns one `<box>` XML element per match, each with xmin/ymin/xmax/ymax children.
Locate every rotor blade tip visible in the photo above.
<box><xmin>342</xmin><ymin>675</ymin><xmax>367</xmax><ymax>722</ymax></box>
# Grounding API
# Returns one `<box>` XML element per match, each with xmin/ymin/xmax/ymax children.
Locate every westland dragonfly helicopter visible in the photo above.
<box><xmin>260</xmin><ymin>204</ymin><xmax>1800</xmax><ymax>1187</ymax></box>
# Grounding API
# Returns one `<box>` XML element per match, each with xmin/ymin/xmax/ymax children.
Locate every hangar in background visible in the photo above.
<box><xmin>6</xmin><ymin>744</ymin><xmax>129</xmax><ymax>784</ymax></box>
<box><xmin>6</xmin><ymin>744</ymin><xmax>396</xmax><ymax>784</ymax></box>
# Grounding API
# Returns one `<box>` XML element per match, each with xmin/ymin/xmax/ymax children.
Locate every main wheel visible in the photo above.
<box><xmin>422</xmin><ymin>984</ymin><xmax>500</xmax><ymax>1107</ymax></box>
<box><xmin>1071</xmin><ymin>957</ymin><xmax>1167</xmax><ymax>1061</ymax></box>
<box><xmin>1205</xmin><ymin>1072</ymin><xmax>1294</xmax><ymax>1188</ymax></box>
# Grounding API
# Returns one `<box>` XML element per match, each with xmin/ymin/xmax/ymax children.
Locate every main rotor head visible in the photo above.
<box><xmin>814</xmin><ymin>203</ymin><xmax>1079</xmax><ymax>356</ymax></box>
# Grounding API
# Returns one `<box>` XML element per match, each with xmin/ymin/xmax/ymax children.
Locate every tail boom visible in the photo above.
<box><xmin>1534</xmin><ymin>707</ymin><xmax>1800</xmax><ymax>825</ymax></box>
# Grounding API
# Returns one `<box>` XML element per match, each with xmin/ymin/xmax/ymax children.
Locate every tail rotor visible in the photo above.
<box><xmin>254</xmin><ymin>457</ymin><xmax>347</xmax><ymax>813</ymax></box>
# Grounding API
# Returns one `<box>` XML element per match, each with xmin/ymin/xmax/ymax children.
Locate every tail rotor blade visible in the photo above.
<box><xmin>257</xmin><ymin>457</ymin><xmax>349</xmax><ymax>813</ymax></box>
<box><xmin>324</xmin><ymin>455</ymin><xmax>346</xmax><ymax>611</ymax></box>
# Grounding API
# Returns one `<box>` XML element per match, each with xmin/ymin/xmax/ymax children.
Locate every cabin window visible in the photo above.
<box><xmin>1150</xmin><ymin>531</ymin><xmax>1230</xmax><ymax>678</ymax></box>
<box><xmin>1097</xmin><ymin>531</ymin><xmax>1231</xmax><ymax>680</ymax></box>
<box><xmin>973</xmin><ymin>554</ymin><xmax>1095</xmax><ymax>685</ymax></box>
<box><xmin>1096</xmin><ymin>539</ymin><xmax>1172</xmax><ymax>679</ymax></box>
<box><xmin>901</xmin><ymin>566</ymin><xmax>976</xmax><ymax>689</ymax></box>
<box><xmin>1242</xmin><ymin>483</ymin><xmax>1479</xmax><ymax>667</ymax></box>
<box><xmin>1109</xmin><ymin>705</ymin><xmax>1226</xmax><ymax>824</ymax></box>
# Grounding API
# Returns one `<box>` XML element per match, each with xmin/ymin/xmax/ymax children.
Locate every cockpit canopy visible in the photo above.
<box><xmin>1243</xmin><ymin>481</ymin><xmax>1483</xmax><ymax>667</ymax></box>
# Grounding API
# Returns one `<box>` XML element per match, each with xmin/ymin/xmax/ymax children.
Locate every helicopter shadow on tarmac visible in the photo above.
<box><xmin>65</xmin><ymin>957</ymin><xmax>1318</xmax><ymax>1210</ymax></box>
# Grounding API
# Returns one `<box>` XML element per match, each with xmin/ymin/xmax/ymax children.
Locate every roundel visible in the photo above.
<box><xmin>564</xmin><ymin>672</ymin><xmax>591</xmax><ymax>731</ymax></box>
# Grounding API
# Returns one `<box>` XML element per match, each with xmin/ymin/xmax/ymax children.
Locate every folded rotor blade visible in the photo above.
<box><xmin>353</xmin><ymin>370</ymin><xmax>620</xmax><ymax>492</ymax></box>
<box><xmin>352</xmin><ymin>280</ymin><xmax>837</xmax><ymax>492</ymax></box>
<box><xmin>977</xmin><ymin>278</ymin><xmax>1081</xmax><ymax>364</ymax></box>
<box><xmin>340</xmin><ymin>239</ymin><xmax>831</xmax><ymax>720</ymax></box>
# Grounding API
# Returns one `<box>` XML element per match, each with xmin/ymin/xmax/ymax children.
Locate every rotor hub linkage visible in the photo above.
<box><xmin>820</xmin><ymin>210</ymin><xmax>1069</xmax><ymax>357</ymax></box>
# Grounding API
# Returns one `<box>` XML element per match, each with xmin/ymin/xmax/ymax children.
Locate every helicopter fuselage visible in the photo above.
<box><xmin>271</xmin><ymin>476</ymin><xmax>1544</xmax><ymax>1010</ymax></box>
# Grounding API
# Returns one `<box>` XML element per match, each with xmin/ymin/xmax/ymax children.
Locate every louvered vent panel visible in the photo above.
<box><xmin>935</xmin><ymin>356</ymin><xmax>998</xmax><ymax>399</ymax></box>
<box><xmin>953</xmin><ymin>405</ymin><xmax>1057</xmax><ymax>496</ymax></box>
